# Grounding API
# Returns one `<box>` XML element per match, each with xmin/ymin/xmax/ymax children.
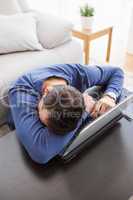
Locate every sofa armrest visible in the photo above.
<box><xmin>31</xmin><ymin>11</ymin><xmax>73</xmax><ymax>49</ymax></box>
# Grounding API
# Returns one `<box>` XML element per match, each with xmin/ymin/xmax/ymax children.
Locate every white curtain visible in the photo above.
<box><xmin>28</xmin><ymin>0</ymin><xmax>59</xmax><ymax>15</ymax></box>
<box><xmin>28</xmin><ymin>0</ymin><xmax>132</xmax><ymax>64</ymax></box>
<box><xmin>28</xmin><ymin>0</ymin><xmax>130</xmax><ymax>20</ymax></box>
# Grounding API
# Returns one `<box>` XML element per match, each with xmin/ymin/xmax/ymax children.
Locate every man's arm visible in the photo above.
<box><xmin>79</xmin><ymin>65</ymin><xmax>124</xmax><ymax>117</ymax></box>
<box><xmin>8</xmin><ymin>88</ymin><xmax>74</xmax><ymax>164</ymax></box>
<box><xmin>80</xmin><ymin>65</ymin><xmax>124</xmax><ymax>99</ymax></box>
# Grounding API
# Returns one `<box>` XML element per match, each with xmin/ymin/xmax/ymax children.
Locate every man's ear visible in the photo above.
<box><xmin>43</xmin><ymin>85</ymin><xmax>51</xmax><ymax>94</ymax></box>
<box><xmin>44</xmin><ymin>86</ymin><xmax>54</xmax><ymax>94</ymax></box>
<box><xmin>43</xmin><ymin>87</ymin><xmax>49</xmax><ymax>95</ymax></box>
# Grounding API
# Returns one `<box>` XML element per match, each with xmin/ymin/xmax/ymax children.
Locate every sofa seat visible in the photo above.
<box><xmin>0</xmin><ymin>39</ymin><xmax>82</xmax><ymax>97</ymax></box>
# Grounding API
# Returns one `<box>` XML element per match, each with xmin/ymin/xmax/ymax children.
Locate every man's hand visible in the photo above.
<box><xmin>91</xmin><ymin>95</ymin><xmax>116</xmax><ymax>118</ymax></box>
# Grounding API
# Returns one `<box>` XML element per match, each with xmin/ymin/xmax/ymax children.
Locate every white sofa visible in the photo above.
<box><xmin>0</xmin><ymin>0</ymin><xmax>82</xmax><ymax>124</ymax></box>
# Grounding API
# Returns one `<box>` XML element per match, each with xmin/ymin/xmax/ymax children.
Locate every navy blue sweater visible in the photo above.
<box><xmin>8</xmin><ymin>64</ymin><xmax>124</xmax><ymax>164</ymax></box>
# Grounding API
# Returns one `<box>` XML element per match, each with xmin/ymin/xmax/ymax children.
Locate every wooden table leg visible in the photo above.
<box><xmin>84</xmin><ymin>39</ymin><xmax>90</xmax><ymax>65</ymax></box>
<box><xmin>106</xmin><ymin>28</ymin><xmax>113</xmax><ymax>62</ymax></box>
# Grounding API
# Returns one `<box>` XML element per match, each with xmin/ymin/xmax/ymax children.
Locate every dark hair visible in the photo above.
<box><xmin>42</xmin><ymin>85</ymin><xmax>85</xmax><ymax>135</ymax></box>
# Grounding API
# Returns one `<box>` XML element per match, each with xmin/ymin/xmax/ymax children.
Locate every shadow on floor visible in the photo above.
<box><xmin>0</xmin><ymin>124</ymin><xmax>11</xmax><ymax>137</ymax></box>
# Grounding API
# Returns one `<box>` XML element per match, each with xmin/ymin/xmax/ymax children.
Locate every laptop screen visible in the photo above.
<box><xmin>62</xmin><ymin>93</ymin><xmax>133</xmax><ymax>157</ymax></box>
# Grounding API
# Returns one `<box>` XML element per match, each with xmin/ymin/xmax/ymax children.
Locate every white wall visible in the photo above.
<box><xmin>27</xmin><ymin>0</ymin><xmax>131</xmax><ymax>33</ymax></box>
<box><xmin>28</xmin><ymin>0</ymin><xmax>128</xmax><ymax>20</ymax></box>
<box><xmin>27</xmin><ymin>0</ymin><xmax>132</xmax><ymax>65</ymax></box>
<box><xmin>127</xmin><ymin>7</ymin><xmax>133</xmax><ymax>54</ymax></box>
<box><xmin>28</xmin><ymin>0</ymin><xmax>59</xmax><ymax>15</ymax></box>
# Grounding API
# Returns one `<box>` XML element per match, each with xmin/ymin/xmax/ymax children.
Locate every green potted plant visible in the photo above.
<box><xmin>80</xmin><ymin>4</ymin><xmax>95</xmax><ymax>30</ymax></box>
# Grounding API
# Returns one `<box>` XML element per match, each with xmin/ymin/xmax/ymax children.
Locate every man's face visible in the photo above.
<box><xmin>83</xmin><ymin>93</ymin><xmax>96</xmax><ymax>113</ymax></box>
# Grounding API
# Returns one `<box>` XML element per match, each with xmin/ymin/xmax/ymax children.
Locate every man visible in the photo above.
<box><xmin>8</xmin><ymin>64</ymin><xmax>124</xmax><ymax>164</ymax></box>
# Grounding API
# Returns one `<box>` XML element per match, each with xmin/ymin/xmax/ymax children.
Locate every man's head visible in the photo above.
<box><xmin>38</xmin><ymin>77</ymin><xmax>85</xmax><ymax>135</ymax></box>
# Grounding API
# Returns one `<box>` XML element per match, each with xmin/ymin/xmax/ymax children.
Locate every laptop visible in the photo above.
<box><xmin>60</xmin><ymin>91</ymin><xmax>133</xmax><ymax>162</ymax></box>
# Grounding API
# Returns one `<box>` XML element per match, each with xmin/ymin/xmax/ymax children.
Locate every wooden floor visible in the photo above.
<box><xmin>124</xmin><ymin>53</ymin><xmax>133</xmax><ymax>73</ymax></box>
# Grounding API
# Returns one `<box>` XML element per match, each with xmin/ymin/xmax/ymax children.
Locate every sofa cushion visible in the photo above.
<box><xmin>0</xmin><ymin>39</ymin><xmax>82</xmax><ymax>97</ymax></box>
<box><xmin>17</xmin><ymin>0</ymin><xmax>30</xmax><ymax>12</ymax></box>
<box><xmin>0</xmin><ymin>0</ymin><xmax>21</xmax><ymax>15</ymax></box>
<box><xmin>0</xmin><ymin>13</ymin><xmax>43</xmax><ymax>54</ymax></box>
<box><xmin>33</xmin><ymin>11</ymin><xmax>73</xmax><ymax>49</ymax></box>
